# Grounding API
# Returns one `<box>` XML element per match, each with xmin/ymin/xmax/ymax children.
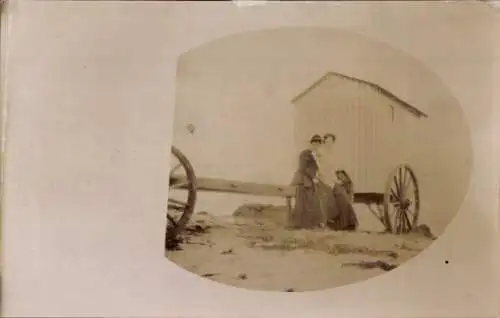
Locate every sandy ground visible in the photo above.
<box><xmin>166</xmin><ymin>204</ymin><xmax>436</xmax><ymax>292</ymax></box>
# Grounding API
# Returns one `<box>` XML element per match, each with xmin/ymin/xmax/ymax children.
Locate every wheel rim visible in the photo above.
<box><xmin>167</xmin><ymin>146</ymin><xmax>197</xmax><ymax>242</ymax></box>
<box><xmin>383</xmin><ymin>164</ymin><xmax>420</xmax><ymax>234</ymax></box>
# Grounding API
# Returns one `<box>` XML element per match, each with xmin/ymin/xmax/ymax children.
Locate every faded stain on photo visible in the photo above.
<box><xmin>165</xmin><ymin>27</ymin><xmax>472</xmax><ymax>292</ymax></box>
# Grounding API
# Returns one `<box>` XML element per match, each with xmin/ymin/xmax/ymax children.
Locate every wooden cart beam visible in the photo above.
<box><xmin>171</xmin><ymin>175</ymin><xmax>295</xmax><ymax>198</ymax></box>
<box><xmin>171</xmin><ymin>175</ymin><xmax>391</xmax><ymax>204</ymax></box>
<box><xmin>170</xmin><ymin>175</ymin><xmax>295</xmax><ymax>222</ymax></box>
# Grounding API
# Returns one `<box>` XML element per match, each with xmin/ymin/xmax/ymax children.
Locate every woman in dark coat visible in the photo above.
<box><xmin>288</xmin><ymin>134</ymin><xmax>325</xmax><ymax>229</ymax></box>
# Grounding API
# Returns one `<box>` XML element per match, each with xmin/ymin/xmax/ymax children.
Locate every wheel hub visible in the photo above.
<box><xmin>400</xmin><ymin>199</ymin><xmax>411</xmax><ymax>210</ymax></box>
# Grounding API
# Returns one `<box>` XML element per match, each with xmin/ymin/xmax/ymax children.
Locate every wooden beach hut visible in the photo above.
<box><xmin>291</xmin><ymin>71</ymin><xmax>428</xmax><ymax>194</ymax></box>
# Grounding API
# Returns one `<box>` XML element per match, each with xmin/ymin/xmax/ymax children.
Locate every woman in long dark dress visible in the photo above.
<box><xmin>288</xmin><ymin>134</ymin><xmax>324</xmax><ymax>229</ymax></box>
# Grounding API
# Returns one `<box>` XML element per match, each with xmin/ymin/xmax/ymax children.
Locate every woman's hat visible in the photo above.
<box><xmin>323</xmin><ymin>133</ymin><xmax>337</xmax><ymax>142</ymax></box>
<box><xmin>310</xmin><ymin>134</ymin><xmax>323</xmax><ymax>143</ymax></box>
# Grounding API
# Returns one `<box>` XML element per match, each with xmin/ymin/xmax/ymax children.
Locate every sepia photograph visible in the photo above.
<box><xmin>165</xmin><ymin>27</ymin><xmax>473</xmax><ymax>292</ymax></box>
<box><xmin>2</xmin><ymin>1</ymin><xmax>497</xmax><ymax>316</ymax></box>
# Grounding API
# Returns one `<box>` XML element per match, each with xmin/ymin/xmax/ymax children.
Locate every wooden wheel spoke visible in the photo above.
<box><xmin>393</xmin><ymin>208</ymin><xmax>400</xmax><ymax>221</ymax></box>
<box><xmin>168</xmin><ymin>206</ymin><xmax>183</xmax><ymax>212</ymax></box>
<box><xmin>405</xmin><ymin>181</ymin><xmax>415</xmax><ymax>199</ymax></box>
<box><xmin>170</xmin><ymin>180</ymin><xmax>191</xmax><ymax>189</ymax></box>
<box><xmin>399</xmin><ymin>210</ymin><xmax>406</xmax><ymax>232</ymax></box>
<box><xmin>403</xmin><ymin>210</ymin><xmax>412</xmax><ymax>232</ymax></box>
<box><xmin>398</xmin><ymin>167</ymin><xmax>403</xmax><ymax>189</ymax></box>
<box><xmin>405</xmin><ymin>207</ymin><xmax>416</xmax><ymax>228</ymax></box>
<box><xmin>407</xmin><ymin>209</ymin><xmax>414</xmax><ymax>231</ymax></box>
<box><xmin>403</xmin><ymin>168</ymin><xmax>411</xmax><ymax>193</ymax></box>
<box><xmin>167</xmin><ymin>214</ymin><xmax>178</xmax><ymax>227</ymax></box>
<box><xmin>393</xmin><ymin>208</ymin><xmax>400</xmax><ymax>232</ymax></box>
<box><xmin>393</xmin><ymin>175</ymin><xmax>401</xmax><ymax>198</ymax></box>
<box><xmin>170</xmin><ymin>163</ymin><xmax>182</xmax><ymax>176</ymax></box>
<box><xmin>390</xmin><ymin>187</ymin><xmax>397</xmax><ymax>199</ymax></box>
<box><xmin>168</xmin><ymin>198</ymin><xmax>187</xmax><ymax>210</ymax></box>
<box><xmin>169</xmin><ymin>197</ymin><xmax>187</xmax><ymax>205</ymax></box>
<box><xmin>400</xmin><ymin>167</ymin><xmax>405</xmax><ymax>188</ymax></box>
<box><xmin>406</xmin><ymin>207</ymin><xmax>414</xmax><ymax>216</ymax></box>
<box><xmin>400</xmin><ymin>170</ymin><xmax>408</xmax><ymax>198</ymax></box>
<box><xmin>399</xmin><ymin>211</ymin><xmax>405</xmax><ymax>234</ymax></box>
<box><xmin>399</xmin><ymin>211</ymin><xmax>407</xmax><ymax>233</ymax></box>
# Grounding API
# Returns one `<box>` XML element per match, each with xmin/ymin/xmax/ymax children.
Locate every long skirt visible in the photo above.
<box><xmin>324</xmin><ymin>183</ymin><xmax>359</xmax><ymax>231</ymax></box>
<box><xmin>288</xmin><ymin>184</ymin><xmax>323</xmax><ymax>229</ymax></box>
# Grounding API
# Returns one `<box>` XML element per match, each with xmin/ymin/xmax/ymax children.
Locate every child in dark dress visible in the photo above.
<box><xmin>321</xmin><ymin>133</ymin><xmax>359</xmax><ymax>231</ymax></box>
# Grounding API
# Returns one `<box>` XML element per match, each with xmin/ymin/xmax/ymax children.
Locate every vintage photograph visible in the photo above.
<box><xmin>165</xmin><ymin>27</ymin><xmax>472</xmax><ymax>292</ymax></box>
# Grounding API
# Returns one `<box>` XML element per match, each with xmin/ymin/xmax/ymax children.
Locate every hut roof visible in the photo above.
<box><xmin>291</xmin><ymin>71</ymin><xmax>428</xmax><ymax>118</ymax></box>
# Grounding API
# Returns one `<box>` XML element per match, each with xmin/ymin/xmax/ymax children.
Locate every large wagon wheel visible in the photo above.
<box><xmin>383</xmin><ymin>164</ymin><xmax>420</xmax><ymax>234</ymax></box>
<box><xmin>166</xmin><ymin>146</ymin><xmax>197</xmax><ymax>248</ymax></box>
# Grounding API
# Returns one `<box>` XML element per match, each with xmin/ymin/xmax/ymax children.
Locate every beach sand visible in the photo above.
<box><xmin>166</xmin><ymin>204</ymin><xmax>436</xmax><ymax>292</ymax></box>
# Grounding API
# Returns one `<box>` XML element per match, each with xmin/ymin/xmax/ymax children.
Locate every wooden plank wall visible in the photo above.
<box><xmin>294</xmin><ymin>75</ymin><xmax>400</xmax><ymax>193</ymax></box>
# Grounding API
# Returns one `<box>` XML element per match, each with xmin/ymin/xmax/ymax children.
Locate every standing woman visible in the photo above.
<box><xmin>288</xmin><ymin>134</ymin><xmax>324</xmax><ymax>229</ymax></box>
